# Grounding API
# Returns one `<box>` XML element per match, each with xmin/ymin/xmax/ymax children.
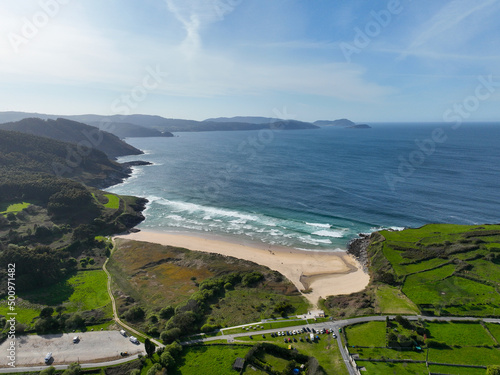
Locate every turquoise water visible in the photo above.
<box><xmin>108</xmin><ymin>123</ymin><xmax>500</xmax><ymax>250</ymax></box>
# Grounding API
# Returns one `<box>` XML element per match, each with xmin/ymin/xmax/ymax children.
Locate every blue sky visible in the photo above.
<box><xmin>1</xmin><ymin>0</ymin><xmax>499</xmax><ymax>122</ymax></box>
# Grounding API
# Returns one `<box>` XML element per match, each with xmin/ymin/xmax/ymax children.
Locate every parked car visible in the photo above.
<box><xmin>44</xmin><ymin>352</ymin><xmax>52</xmax><ymax>364</ymax></box>
<box><xmin>73</xmin><ymin>336</ymin><xmax>79</xmax><ymax>343</ymax></box>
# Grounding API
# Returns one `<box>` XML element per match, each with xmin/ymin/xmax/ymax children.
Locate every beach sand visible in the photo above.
<box><xmin>115</xmin><ymin>231</ymin><xmax>370</xmax><ymax>307</ymax></box>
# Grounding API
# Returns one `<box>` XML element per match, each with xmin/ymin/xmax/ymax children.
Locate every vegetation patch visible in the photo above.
<box><xmin>375</xmin><ymin>285</ymin><xmax>419</xmax><ymax>315</ymax></box>
<box><xmin>108</xmin><ymin>239</ymin><xmax>308</xmax><ymax>340</ymax></box>
<box><xmin>0</xmin><ymin>202</ymin><xmax>31</xmax><ymax>216</ymax></box>
<box><xmin>359</xmin><ymin>361</ymin><xmax>428</xmax><ymax>374</ymax></box>
<box><xmin>104</xmin><ymin>193</ymin><xmax>120</xmax><ymax>209</ymax></box>
<box><xmin>331</xmin><ymin>224</ymin><xmax>500</xmax><ymax>318</ymax></box>
<box><xmin>428</xmin><ymin>346</ymin><xmax>500</xmax><ymax>366</ymax></box>
<box><xmin>238</xmin><ymin>327</ymin><xmax>349</xmax><ymax>374</ymax></box>
<box><xmin>19</xmin><ymin>270</ymin><xmax>111</xmax><ymax>313</ymax></box>
<box><xmin>425</xmin><ymin>321</ymin><xmax>495</xmax><ymax>347</ymax></box>
<box><xmin>173</xmin><ymin>345</ymin><xmax>249</xmax><ymax>375</ymax></box>
<box><xmin>346</xmin><ymin>321</ymin><xmax>387</xmax><ymax>347</ymax></box>
<box><xmin>428</xmin><ymin>364</ymin><xmax>487</xmax><ymax>375</ymax></box>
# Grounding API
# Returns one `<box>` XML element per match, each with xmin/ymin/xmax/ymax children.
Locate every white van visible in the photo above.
<box><xmin>129</xmin><ymin>336</ymin><xmax>139</xmax><ymax>344</ymax></box>
<box><xmin>44</xmin><ymin>352</ymin><xmax>52</xmax><ymax>364</ymax></box>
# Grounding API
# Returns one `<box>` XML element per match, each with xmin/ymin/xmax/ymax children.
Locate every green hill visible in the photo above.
<box><xmin>0</xmin><ymin>117</ymin><xmax>142</xmax><ymax>158</ymax></box>
<box><xmin>325</xmin><ymin>224</ymin><xmax>500</xmax><ymax>318</ymax></box>
<box><xmin>0</xmin><ymin>129</ymin><xmax>129</xmax><ymax>188</ymax></box>
<box><xmin>0</xmin><ymin>130</ymin><xmax>146</xmax><ymax>297</ymax></box>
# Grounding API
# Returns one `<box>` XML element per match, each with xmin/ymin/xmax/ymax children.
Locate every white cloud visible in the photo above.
<box><xmin>400</xmin><ymin>0</ymin><xmax>499</xmax><ymax>60</ymax></box>
<box><xmin>164</xmin><ymin>0</ymin><xmax>240</xmax><ymax>60</ymax></box>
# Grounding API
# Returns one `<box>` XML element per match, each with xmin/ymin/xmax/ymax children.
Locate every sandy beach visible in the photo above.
<box><xmin>115</xmin><ymin>230</ymin><xmax>369</xmax><ymax>307</ymax></box>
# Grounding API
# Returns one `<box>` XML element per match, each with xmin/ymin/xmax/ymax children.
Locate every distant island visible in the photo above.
<box><xmin>0</xmin><ymin>111</ymin><xmax>371</xmax><ymax>137</ymax></box>
<box><xmin>314</xmin><ymin>118</ymin><xmax>371</xmax><ymax>128</ymax></box>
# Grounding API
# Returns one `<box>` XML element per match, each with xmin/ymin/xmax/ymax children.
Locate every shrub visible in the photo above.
<box><xmin>124</xmin><ymin>306</ymin><xmax>145</xmax><ymax>322</ymax></box>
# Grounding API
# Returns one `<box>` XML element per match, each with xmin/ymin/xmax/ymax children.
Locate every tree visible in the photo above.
<box><xmin>487</xmin><ymin>365</ymin><xmax>500</xmax><ymax>375</ymax></box>
<box><xmin>129</xmin><ymin>370</ymin><xmax>141</xmax><ymax>375</ymax></box>
<box><xmin>160</xmin><ymin>350</ymin><xmax>175</xmax><ymax>369</ymax></box>
<box><xmin>164</xmin><ymin>341</ymin><xmax>182</xmax><ymax>359</ymax></box>
<box><xmin>144</xmin><ymin>338</ymin><xmax>156</xmax><ymax>357</ymax></box>
<box><xmin>124</xmin><ymin>306</ymin><xmax>145</xmax><ymax>322</ymax></box>
<box><xmin>65</xmin><ymin>313</ymin><xmax>85</xmax><ymax>330</ymax></box>
<box><xmin>160</xmin><ymin>328</ymin><xmax>181</xmax><ymax>344</ymax></box>
<box><xmin>159</xmin><ymin>306</ymin><xmax>175</xmax><ymax>320</ymax></box>
<box><xmin>40</xmin><ymin>307</ymin><xmax>54</xmax><ymax>319</ymax></box>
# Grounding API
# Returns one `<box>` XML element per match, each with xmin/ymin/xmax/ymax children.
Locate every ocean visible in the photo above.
<box><xmin>108</xmin><ymin>123</ymin><xmax>500</xmax><ymax>251</ymax></box>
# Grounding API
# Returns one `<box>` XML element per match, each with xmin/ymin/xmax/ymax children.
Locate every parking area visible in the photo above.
<box><xmin>1</xmin><ymin>330</ymin><xmax>144</xmax><ymax>367</ymax></box>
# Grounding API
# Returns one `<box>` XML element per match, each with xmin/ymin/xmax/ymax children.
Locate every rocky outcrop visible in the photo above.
<box><xmin>347</xmin><ymin>233</ymin><xmax>371</xmax><ymax>271</ymax></box>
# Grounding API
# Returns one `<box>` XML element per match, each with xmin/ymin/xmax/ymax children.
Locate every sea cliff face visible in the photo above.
<box><xmin>347</xmin><ymin>233</ymin><xmax>371</xmax><ymax>271</ymax></box>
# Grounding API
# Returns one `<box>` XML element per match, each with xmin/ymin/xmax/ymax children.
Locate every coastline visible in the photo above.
<box><xmin>115</xmin><ymin>230</ymin><xmax>370</xmax><ymax>307</ymax></box>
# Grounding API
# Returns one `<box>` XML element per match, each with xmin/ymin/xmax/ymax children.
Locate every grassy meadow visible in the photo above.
<box><xmin>108</xmin><ymin>239</ymin><xmax>309</xmax><ymax>335</ymax></box>
<box><xmin>366</xmin><ymin>224</ymin><xmax>500</xmax><ymax>317</ymax></box>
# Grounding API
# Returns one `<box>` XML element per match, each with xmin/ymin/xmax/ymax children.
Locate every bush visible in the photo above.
<box><xmin>40</xmin><ymin>366</ymin><xmax>56</xmax><ymax>375</ymax></box>
<box><xmin>146</xmin><ymin>363</ymin><xmax>162</xmax><ymax>375</ymax></box>
<box><xmin>124</xmin><ymin>306</ymin><xmax>145</xmax><ymax>322</ymax></box>
<box><xmin>201</xmin><ymin>323</ymin><xmax>219</xmax><ymax>333</ymax></box>
<box><xmin>159</xmin><ymin>306</ymin><xmax>175</xmax><ymax>320</ymax></box>
<box><xmin>62</xmin><ymin>363</ymin><xmax>81</xmax><ymax>375</ymax></box>
<box><xmin>65</xmin><ymin>314</ymin><xmax>85</xmax><ymax>330</ymax></box>
<box><xmin>242</xmin><ymin>272</ymin><xmax>264</xmax><ymax>286</ymax></box>
<box><xmin>160</xmin><ymin>328</ymin><xmax>182</xmax><ymax>344</ymax></box>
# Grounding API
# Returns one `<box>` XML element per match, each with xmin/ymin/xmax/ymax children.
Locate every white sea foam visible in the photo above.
<box><xmin>155</xmin><ymin>199</ymin><xmax>259</xmax><ymax>221</ymax></box>
<box><xmin>298</xmin><ymin>235</ymin><xmax>332</xmax><ymax>245</ymax></box>
<box><xmin>306</xmin><ymin>222</ymin><xmax>331</xmax><ymax>228</ymax></box>
<box><xmin>312</xmin><ymin>229</ymin><xmax>345</xmax><ymax>238</ymax></box>
<box><xmin>370</xmin><ymin>226</ymin><xmax>405</xmax><ymax>232</ymax></box>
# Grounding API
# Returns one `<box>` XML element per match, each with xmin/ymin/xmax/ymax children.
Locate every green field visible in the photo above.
<box><xmin>375</xmin><ymin>285</ymin><xmax>419</xmax><ymax>314</ymax></box>
<box><xmin>19</xmin><ymin>270</ymin><xmax>111</xmax><ymax>314</ymax></box>
<box><xmin>359</xmin><ymin>361</ymin><xmax>428</xmax><ymax>375</ymax></box>
<box><xmin>428</xmin><ymin>364</ymin><xmax>487</xmax><ymax>375</ymax></box>
<box><xmin>346</xmin><ymin>321</ymin><xmax>387</xmax><ymax>347</ymax></box>
<box><xmin>256</xmin><ymin>352</ymin><xmax>290</xmax><ymax>372</ymax></box>
<box><xmin>367</xmin><ymin>224</ymin><xmax>500</xmax><ymax>317</ymax></box>
<box><xmin>0</xmin><ymin>202</ymin><xmax>30</xmax><ymax>215</ymax></box>
<box><xmin>172</xmin><ymin>345</ymin><xmax>250</xmax><ymax>375</ymax></box>
<box><xmin>425</xmin><ymin>321</ymin><xmax>495</xmax><ymax>346</ymax></box>
<box><xmin>428</xmin><ymin>346</ymin><xmax>500</xmax><ymax>366</ymax></box>
<box><xmin>103</xmin><ymin>194</ymin><xmax>120</xmax><ymax>209</ymax></box>
<box><xmin>344</xmin><ymin>318</ymin><xmax>500</xmax><ymax>371</ymax></box>
<box><xmin>352</xmin><ymin>347</ymin><xmax>425</xmax><ymax>361</ymax></box>
<box><xmin>485</xmin><ymin>323</ymin><xmax>500</xmax><ymax>343</ymax></box>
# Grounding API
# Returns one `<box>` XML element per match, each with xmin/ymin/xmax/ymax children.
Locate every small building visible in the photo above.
<box><xmin>308</xmin><ymin>309</ymin><xmax>325</xmax><ymax>318</ymax></box>
<box><xmin>233</xmin><ymin>357</ymin><xmax>245</xmax><ymax>371</ymax></box>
